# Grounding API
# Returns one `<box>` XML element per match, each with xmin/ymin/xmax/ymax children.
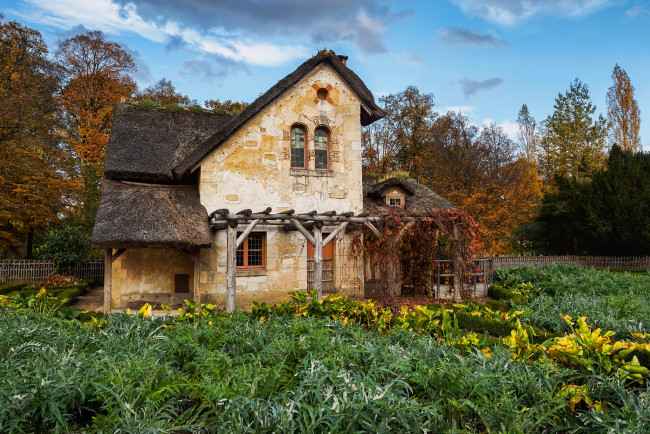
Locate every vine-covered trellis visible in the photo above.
<box><xmin>209</xmin><ymin>207</ymin><xmax>479</xmax><ymax>312</ymax></box>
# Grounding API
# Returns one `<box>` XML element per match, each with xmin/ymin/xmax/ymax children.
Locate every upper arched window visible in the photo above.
<box><xmin>290</xmin><ymin>125</ymin><xmax>306</xmax><ymax>169</ymax></box>
<box><xmin>314</xmin><ymin>127</ymin><xmax>329</xmax><ymax>171</ymax></box>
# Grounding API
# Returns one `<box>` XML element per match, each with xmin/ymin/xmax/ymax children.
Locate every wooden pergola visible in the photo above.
<box><xmin>209</xmin><ymin>208</ymin><xmax>464</xmax><ymax>313</ymax></box>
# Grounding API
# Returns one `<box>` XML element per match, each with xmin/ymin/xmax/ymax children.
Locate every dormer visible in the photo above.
<box><xmin>366</xmin><ymin>178</ymin><xmax>416</xmax><ymax>208</ymax></box>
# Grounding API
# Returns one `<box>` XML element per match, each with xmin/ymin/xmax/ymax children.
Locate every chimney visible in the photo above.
<box><xmin>338</xmin><ymin>55</ymin><xmax>348</xmax><ymax>66</ymax></box>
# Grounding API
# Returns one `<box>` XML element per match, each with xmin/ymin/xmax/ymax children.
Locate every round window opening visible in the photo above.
<box><xmin>316</xmin><ymin>87</ymin><xmax>329</xmax><ymax>100</ymax></box>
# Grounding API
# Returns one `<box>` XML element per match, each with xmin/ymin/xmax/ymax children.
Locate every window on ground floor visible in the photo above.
<box><xmin>236</xmin><ymin>232</ymin><xmax>266</xmax><ymax>270</ymax></box>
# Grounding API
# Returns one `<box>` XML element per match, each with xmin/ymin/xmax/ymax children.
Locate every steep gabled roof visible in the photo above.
<box><xmin>103</xmin><ymin>103</ymin><xmax>231</xmax><ymax>182</ymax></box>
<box><xmin>91</xmin><ymin>180</ymin><xmax>211</xmax><ymax>249</ymax></box>
<box><xmin>174</xmin><ymin>52</ymin><xmax>386</xmax><ymax>178</ymax></box>
<box><xmin>363</xmin><ymin>176</ymin><xmax>455</xmax><ymax>214</ymax></box>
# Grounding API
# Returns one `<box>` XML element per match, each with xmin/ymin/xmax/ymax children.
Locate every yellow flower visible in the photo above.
<box><xmin>138</xmin><ymin>303</ymin><xmax>152</xmax><ymax>318</ymax></box>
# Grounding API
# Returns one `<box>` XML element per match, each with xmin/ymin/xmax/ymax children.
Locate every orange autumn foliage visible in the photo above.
<box><xmin>56</xmin><ymin>31</ymin><xmax>136</xmax><ymax>226</ymax></box>
<box><xmin>0</xmin><ymin>18</ymin><xmax>76</xmax><ymax>252</ymax></box>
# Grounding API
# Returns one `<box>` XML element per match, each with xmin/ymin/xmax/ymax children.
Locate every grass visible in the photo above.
<box><xmin>1</xmin><ymin>265</ymin><xmax>649</xmax><ymax>432</ymax></box>
<box><xmin>0</xmin><ymin>309</ymin><xmax>585</xmax><ymax>432</ymax></box>
<box><xmin>494</xmin><ymin>264</ymin><xmax>650</xmax><ymax>338</ymax></box>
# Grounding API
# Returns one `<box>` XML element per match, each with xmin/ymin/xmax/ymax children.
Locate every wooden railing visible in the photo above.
<box><xmin>431</xmin><ymin>258</ymin><xmax>494</xmax><ymax>298</ymax></box>
<box><xmin>491</xmin><ymin>256</ymin><xmax>650</xmax><ymax>270</ymax></box>
<box><xmin>0</xmin><ymin>260</ymin><xmax>105</xmax><ymax>284</ymax></box>
<box><xmin>307</xmin><ymin>259</ymin><xmax>335</xmax><ymax>293</ymax></box>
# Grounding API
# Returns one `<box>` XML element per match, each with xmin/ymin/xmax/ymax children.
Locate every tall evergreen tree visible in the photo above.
<box><xmin>539</xmin><ymin>79</ymin><xmax>607</xmax><ymax>185</ymax></box>
<box><xmin>607</xmin><ymin>65</ymin><xmax>641</xmax><ymax>152</ymax></box>
<box><xmin>536</xmin><ymin>146</ymin><xmax>650</xmax><ymax>255</ymax></box>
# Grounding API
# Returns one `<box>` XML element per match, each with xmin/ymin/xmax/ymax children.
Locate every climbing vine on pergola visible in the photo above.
<box><xmin>351</xmin><ymin>209</ymin><xmax>480</xmax><ymax>302</ymax></box>
<box><xmin>208</xmin><ymin>207</ymin><xmax>479</xmax><ymax>312</ymax></box>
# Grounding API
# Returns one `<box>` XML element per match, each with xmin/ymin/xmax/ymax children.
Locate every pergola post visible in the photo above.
<box><xmin>226</xmin><ymin>222</ymin><xmax>238</xmax><ymax>313</ymax></box>
<box><xmin>104</xmin><ymin>249</ymin><xmax>112</xmax><ymax>314</ymax></box>
<box><xmin>313</xmin><ymin>223</ymin><xmax>323</xmax><ymax>300</ymax></box>
<box><xmin>193</xmin><ymin>248</ymin><xmax>201</xmax><ymax>305</ymax></box>
<box><xmin>452</xmin><ymin>225</ymin><xmax>463</xmax><ymax>302</ymax></box>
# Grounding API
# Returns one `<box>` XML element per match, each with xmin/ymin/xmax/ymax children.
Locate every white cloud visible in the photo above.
<box><xmin>626</xmin><ymin>5</ymin><xmax>650</xmax><ymax>19</ymax></box>
<box><xmin>452</xmin><ymin>0</ymin><xmax>613</xmax><ymax>25</ymax></box>
<box><xmin>483</xmin><ymin>118</ymin><xmax>519</xmax><ymax>141</ymax></box>
<box><xmin>17</xmin><ymin>0</ymin><xmax>310</xmax><ymax>66</ymax></box>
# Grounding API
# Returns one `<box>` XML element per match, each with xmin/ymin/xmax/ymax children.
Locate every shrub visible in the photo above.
<box><xmin>0</xmin><ymin>282</ymin><xmax>27</xmax><ymax>295</ymax></box>
<box><xmin>35</xmin><ymin>226</ymin><xmax>90</xmax><ymax>273</ymax></box>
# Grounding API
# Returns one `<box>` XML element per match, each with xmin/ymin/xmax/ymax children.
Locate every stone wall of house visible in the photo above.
<box><xmin>110</xmin><ymin>248</ymin><xmax>194</xmax><ymax>308</ymax></box>
<box><xmin>197</xmin><ymin>64</ymin><xmax>365</xmax><ymax>307</ymax></box>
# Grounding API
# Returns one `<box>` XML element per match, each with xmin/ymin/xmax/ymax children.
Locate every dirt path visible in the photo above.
<box><xmin>73</xmin><ymin>285</ymin><xmax>104</xmax><ymax>311</ymax></box>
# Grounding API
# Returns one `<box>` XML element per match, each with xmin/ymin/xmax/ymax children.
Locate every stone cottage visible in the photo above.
<box><xmin>92</xmin><ymin>51</ymin><xmax>453</xmax><ymax>312</ymax></box>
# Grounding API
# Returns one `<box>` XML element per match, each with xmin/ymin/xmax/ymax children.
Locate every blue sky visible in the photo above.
<box><xmin>2</xmin><ymin>0</ymin><xmax>649</xmax><ymax>149</ymax></box>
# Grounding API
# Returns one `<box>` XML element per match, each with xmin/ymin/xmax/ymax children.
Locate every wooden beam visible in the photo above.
<box><xmin>209</xmin><ymin>208</ymin><xmax>229</xmax><ymax>219</ymax></box>
<box><xmin>226</xmin><ymin>223</ymin><xmax>237</xmax><ymax>313</ymax></box>
<box><xmin>323</xmin><ymin>222</ymin><xmax>348</xmax><ymax>247</ymax></box>
<box><xmin>314</xmin><ymin>225</ymin><xmax>323</xmax><ymax>301</ymax></box>
<box><xmin>104</xmin><ymin>249</ymin><xmax>112</xmax><ymax>315</ymax></box>
<box><xmin>236</xmin><ymin>219</ymin><xmax>261</xmax><ymax>248</ymax></box>
<box><xmin>452</xmin><ymin>225</ymin><xmax>463</xmax><ymax>302</ymax></box>
<box><xmin>289</xmin><ymin>218</ymin><xmax>315</xmax><ymax>246</ymax></box>
<box><xmin>112</xmin><ymin>248</ymin><xmax>126</xmax><ymax>261</ymax></box>
<box><xmin>363</xmin><ymin>221</ymin><xmax>382</xmax><ymax>238</ymax></box>
<box><xmin>193</xmin><ymin>248</ymin><xmax>201</xmax><ymax>305</ymax></box>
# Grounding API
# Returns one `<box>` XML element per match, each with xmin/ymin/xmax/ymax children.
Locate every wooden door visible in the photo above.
<box><xmin>307</xmin><ymin>240</ymin><xmax>335</xmax><ymax>292</ymax></box>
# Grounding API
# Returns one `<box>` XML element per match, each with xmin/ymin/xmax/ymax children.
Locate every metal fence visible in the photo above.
<box><xmin>491</xmin><ymin>256</ymin><xmax>650</xmax><ymax>270</ymax></box>
<box><xmin>0</xmin><ymin>260</ymin><xmax>105</xmax><ymax>284</ymax></box>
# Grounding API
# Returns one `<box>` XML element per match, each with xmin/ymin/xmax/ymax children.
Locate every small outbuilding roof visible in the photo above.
<box><xmin>91</xmin><ymin>180</ymin><xmax>211</xmax><ymax>249</ymax></box>
<box><xmin>363</xmin><ymin>176</ymin><xmax>455</xmax><ymax>214</ymax></box>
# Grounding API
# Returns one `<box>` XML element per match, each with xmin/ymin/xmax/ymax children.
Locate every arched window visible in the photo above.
<box><xmin>290</xmin><ymin>125</ymin><xmax>306</xmax><ymax>169</ymax></box>
<box><xmin>314</xmin><ymin>127</ymin><xmax>329</xmax><ymax>171</ymax></box>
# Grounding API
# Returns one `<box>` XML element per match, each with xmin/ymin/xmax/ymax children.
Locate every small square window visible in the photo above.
<box><xmin>388</xmin><ymin>197</ymin><xmax>402</xmax><ymax>207</ymax></box>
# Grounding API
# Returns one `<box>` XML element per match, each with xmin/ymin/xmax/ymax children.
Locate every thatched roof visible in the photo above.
<box><xmin>175</xmin><ymin>52</ymin><xmax>386</xmax><ymax>177</ymax></box>
<box><xmin>91</xmin><ymin>180</ymin><xmax>211</xmax><ymax>249</ymax></box>
<box><xmin>363</xmin><ymin>176</ymin><xmax>455</xmax><ymax>214</ymax></box>
<box><xmin>104</xmin><ymin>103</ymin><xmax>231</xmax><ymax>182</ymax></box>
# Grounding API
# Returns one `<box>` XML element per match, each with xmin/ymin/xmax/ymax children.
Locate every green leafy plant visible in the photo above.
<box><xmin>35</xmin><ymin>226</ymin><xmax>90</xmax><ymax>273</ymax></box>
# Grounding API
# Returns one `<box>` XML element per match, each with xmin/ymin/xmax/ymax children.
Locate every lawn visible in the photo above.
<box><xmin>0</xmin><ymin>265</ymin><xmax>648</xmax><ymax>432</ymax></box>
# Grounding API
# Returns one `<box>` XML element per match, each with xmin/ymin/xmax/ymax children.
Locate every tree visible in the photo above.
<box><xmin>536</xmin><ymin>146</ymin><xmax>650</xmax><ymax>255</ymax></box>
<box><xmin>0</xmin><ymin>17</ymin><xmax>74</xmax><ymax>256</ymax></box>
<box><xmin>204</xmin><ymin>99</ymin><xmax>249</xmax><ymax>114</ymax></box>
<box><xmin>56</xmin><ymin>31</ymin><xmax>137</xmax><ymax>227</ymax></box>
<box><xmin>539</xmin><ymin>79</ymin><xmax>607</xmax><ymax>185</ymax></box>
<box><xmin>376</xmin><ymin>86</ymin><xmax>437</xmax><ymax>182</ymax></box>
<box><xmin>460</xmin><ymin>124</ymin><xmax>541</xmax><ymax>255</ymax></box>
<box><xmin>423</xmin><ymin>111</ymin><xmax>480</xmax><ymax>204</ymax></box>
<box><xmin>136</xmin><ymin>78</ymin><xmax>194</xmax><ymax>106</ymax></box>
<box><xmin>607</xmin><ymin>65</ymin><xmax>641</xmax><ymax>152</ymax></box>
<box><xmin>362</xmin><ymin>119</ymin><xmax>398</xmax><ymax>174</ymax></box>
<box><xmin>516</xmin><ymin>104</ymin><xmax>539</xmax><ymax>164</ymax></box>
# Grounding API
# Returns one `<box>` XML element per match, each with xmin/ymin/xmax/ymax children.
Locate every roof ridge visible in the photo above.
<box><xmin>172</xmin><ymin>53</ymin><xmax>385</xmax><ymax>178</ymax></box>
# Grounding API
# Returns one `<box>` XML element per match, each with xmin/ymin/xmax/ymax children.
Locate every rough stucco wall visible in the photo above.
<box><xmin>111</xmin><ymin>249</ymin><xmax>193</xmax><ymax>308</ymax></box>
<box><xmin>198</xmin><ymin>64</ymin><xmax>365</xmax><ymax>307</ymax></box>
